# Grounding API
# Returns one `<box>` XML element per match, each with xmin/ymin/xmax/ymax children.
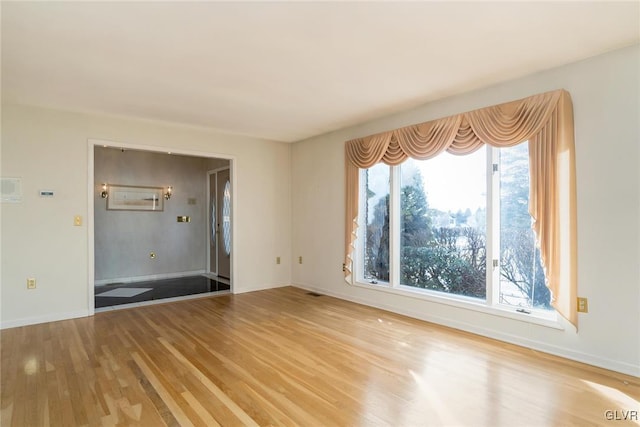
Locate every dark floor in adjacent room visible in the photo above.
<box><xmin>95</xmin><ymin>275</ymin><xmax>230</xmax><ymax>309</ymax></box>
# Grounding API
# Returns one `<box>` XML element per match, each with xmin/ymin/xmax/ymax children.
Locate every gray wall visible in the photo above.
<box><xmin>94</xmin><ymin>147</ymin><xmax>215</xmax><ymax>282</ymax></box>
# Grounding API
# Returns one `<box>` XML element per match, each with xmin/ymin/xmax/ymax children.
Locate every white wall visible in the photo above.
<box><xmin>291</xmin><ymin>45</ymin><xmax>640</xmax><ymax>376</ymax></box>
<box><xmin>1</xmin><ymin>105</ymin><xmax>292</xmax><ymax>328</ymax></box>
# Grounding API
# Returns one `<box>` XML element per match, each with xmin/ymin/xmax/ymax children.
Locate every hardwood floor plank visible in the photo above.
<box><xmin>2</xmin><ymin>287</ymin><xmax>639</xmax><ymax>426</ymax></box>
<box><xmin>158</xmin><ymin>337</ymin><xmax>259</xmax><ymax>427</ymax></box>
<box><xmin>180</xmin><ymin>390</ymin><xmax>221</xmax><ymax>427</ymax></box>
<box><xmin>131</xmin><ymin>351</ymin><xmax>195</xmax><ymax>427</ymax></box>
<box><xmin>175</xmin><ymin>327</ymin><xmax>307</xmax><ymax>426</ymax></box>
<box><xmin>127</xmin><ymin>359</ymin><xmax>178</xmax><ymax>427</ymax></box>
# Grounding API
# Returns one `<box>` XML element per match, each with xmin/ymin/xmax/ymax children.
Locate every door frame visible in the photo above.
<box><xmin>87</xmin><ymin>138</ymin><xmax>236</xmax><ymax>316</ymax></box>
<box><xmin>206</xmin><ymin>166</ymin><xmax>231</xmax><ymax>276</ymax></box>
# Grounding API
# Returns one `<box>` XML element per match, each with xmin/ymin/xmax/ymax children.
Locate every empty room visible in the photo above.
<box><xmin>1</xmin><ymin>2</ymin><xmax>639</xmax><ymax>426</ymax></box>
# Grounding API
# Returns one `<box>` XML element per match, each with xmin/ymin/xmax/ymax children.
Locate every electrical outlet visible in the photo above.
<box><xmin>276</xmin><ymin>256</ymin><xmax>281</xmax><ymax>264</ymax></box>
<box><xmin>298</xmin><ymin>256</ymin><xmax>303</xmax><ymax>264</ymax></box>
<box><xmin>27</xmin><ymin>278</ymin><xmax>36</xmax><ymax>289</ymax></box>
<box><xmin>74</xmin><ymin>215</ymin><xmax>82</xmax><ymax>226</ymax></box>
<box><xmin>577</xmin><ymin>297</ymin><xmax>589</xmax><ymax>313</ymax></box>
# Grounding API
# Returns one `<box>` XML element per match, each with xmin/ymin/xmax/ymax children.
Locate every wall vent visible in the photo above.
<box><xmin>306</xmin><ymin>292</ymin><xmax>324</xmax><ymax>297</ymax></box>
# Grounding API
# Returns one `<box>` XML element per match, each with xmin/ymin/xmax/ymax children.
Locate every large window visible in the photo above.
<box><xmin>347</xmin><ymin>90</ymin><xmax>575</xmax><ymax>326</ymax></box>
<box><xmin>359</xmin><ymin>142</ymin><xmax>554</xmax><ymax>314</ymax></box>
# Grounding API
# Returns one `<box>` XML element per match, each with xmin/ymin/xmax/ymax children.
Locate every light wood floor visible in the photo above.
<box><xmin>1</xmin><ymin>287</ymin><xmax>638</xmax><ymax>426</ymax></box>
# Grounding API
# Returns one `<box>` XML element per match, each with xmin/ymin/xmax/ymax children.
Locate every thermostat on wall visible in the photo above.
<box><xmin>1</xmin><ymin>178</ymin><xmax>22</xmax><ymax>203</ymax></box>
<box><xmin>39</xmin><ymin>190</ymin><xmax>55</xmax><ymax>197</ymax></box>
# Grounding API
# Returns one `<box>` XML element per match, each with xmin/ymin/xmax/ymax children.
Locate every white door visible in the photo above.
<box><xmin>209</xmin><ymin>169</ymin><xmax>231</xmax><ymax>279</ymax></box>
<box><xmin>217</xmin><ymin>169</ymin><xmax>231</xmax><ymax>279</ymax></box>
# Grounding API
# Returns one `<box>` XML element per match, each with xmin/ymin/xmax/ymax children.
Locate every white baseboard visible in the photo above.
<box><xmin>95</xmin><ymin>270</ymin><xmax>206</xmax><ymax>286</ymax></box>
<box><xmin>292</xmin><ymin>283</ymin><xmax>640</xmax><ymax>378</ymax></box>
<box><xmin>1</xmin><ymin>309</ymin><xmax>90</xmax><ymax>330</ymax></box>
<box><xmin>234</xmin><ymin>282</ymin><xmax>290</xmax><ymax>294</ymax></box>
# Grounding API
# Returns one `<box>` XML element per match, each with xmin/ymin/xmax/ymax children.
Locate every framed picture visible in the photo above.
<box><xmin>107</xmin><ymin>185</ymin><xmax>164</xmax><ymax>211</ymax></box>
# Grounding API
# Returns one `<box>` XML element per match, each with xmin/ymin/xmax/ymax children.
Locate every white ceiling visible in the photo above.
<box><xmin>2</xmin><ymin>2</ymin><xmax>639</xmax><ymax>143</ymax></box>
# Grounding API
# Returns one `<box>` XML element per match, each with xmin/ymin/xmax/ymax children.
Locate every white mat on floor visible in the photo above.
<box><xmin>96</xmin><ymin>288</ymin><xmax>152</xmax><ymax>298</ymax></box>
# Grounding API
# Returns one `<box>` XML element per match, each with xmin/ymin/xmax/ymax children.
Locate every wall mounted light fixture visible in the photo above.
<box><xmin>101</xmin><ymin>183</ymin><xmax>109</xmax><ymax>199</ymax></box>
<box><xmin>164</xmin><ymin>186</ymin><xmax>173</xmax><ymax>200</ymax></box>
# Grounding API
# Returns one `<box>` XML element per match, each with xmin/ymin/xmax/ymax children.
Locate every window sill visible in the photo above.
<box><xmin>351</xmin><ymin>280</ymin><xmax>564</xmax><ymax>330</ymax></box>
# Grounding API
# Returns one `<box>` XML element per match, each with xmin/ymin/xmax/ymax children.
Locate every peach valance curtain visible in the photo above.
<box><xmin>344</xmin><ymin>89</ymin><xmax>577</xmax><ymax>327</ymax></box>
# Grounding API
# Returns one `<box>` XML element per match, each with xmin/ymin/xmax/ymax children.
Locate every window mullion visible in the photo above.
<box><xmin>356</xmin><ymin>169</ymin><xmax>367</xmax><ymax>283</ymax></box>
<box><xmin>486</xmin><ymin>147</ymin><xmax>500</xmax><ymax>307</ymax></box>
<box><xmin>389</xmin><ymin>164</ymin><xmax>401</xmax><ymax>287</ymax></box>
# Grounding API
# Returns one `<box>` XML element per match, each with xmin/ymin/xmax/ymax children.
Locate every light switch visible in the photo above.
<box><xmin>74</xmin><ymin>215</ymin><xmax>82</xmax><ymax>226</ymax></box>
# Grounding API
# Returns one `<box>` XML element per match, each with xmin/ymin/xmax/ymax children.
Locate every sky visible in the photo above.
<box><xmin>365</xmin><ymin>145</ymin><xmax>488</xmax><ymax>223</ymax></box>
<box><xmin>415</xmin><ymin>146</ymin><xmax>487</xmax><ymax>213</ymax></box>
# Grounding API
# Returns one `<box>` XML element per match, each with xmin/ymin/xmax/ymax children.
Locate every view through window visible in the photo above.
<box><xmin>362</xmin><ymin>163</ymin><xmax>389</xmax><ymax>283</ymax></box>
<box><xmin>498</xmin><ymin>143</ymin><xmax>550</xmax><ymax>310</ymax></box>
<box><xmin>360</xmin><ymin>143</ymin><xmax>553</xmax><ymax>313</ymax></box>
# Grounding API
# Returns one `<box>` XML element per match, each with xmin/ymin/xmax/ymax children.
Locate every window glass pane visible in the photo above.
<box><xmin>400</xmin><ymin>148</ymin><xmax>487</xmax><ymax>299</ymax></box>
<box><xmin>362</xmin><ymin>164</ymin><xmax>390</xmax><ymax>283</ymax></box>
<box><xmin>222</xmin><ymin>180</ymin><xmax>231</xmax><ymax>255</ymax></box>
<box><xmin>499</xmin><ymin>143</ymin><xmax>552</xmax><ymax>310</ymax></box>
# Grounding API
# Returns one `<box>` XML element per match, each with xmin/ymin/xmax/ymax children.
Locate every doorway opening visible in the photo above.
<box><xmin>88</xmin><ymin>140</ymin><xmax>235</xmax><ymax>313</ymax></box>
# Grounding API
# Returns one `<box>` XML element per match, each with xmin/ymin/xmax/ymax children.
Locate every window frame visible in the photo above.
<box><xmin>354</xmin><ymin>145</ymin><xmax>561</xmax><ymax>329</ymax></box>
